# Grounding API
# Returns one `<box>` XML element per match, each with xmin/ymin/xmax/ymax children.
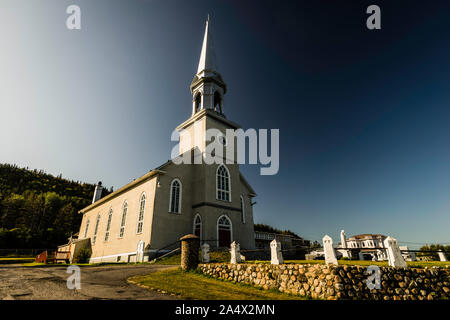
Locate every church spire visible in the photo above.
<box><xmin>190</xmin><ymin>16</ymin><xmax>227</xmax><ymax>116</ymax></box>
<box><xmin>197</xmin><ymin>15</ymin><xmax>217</xmax><ymax>74</ymax></box>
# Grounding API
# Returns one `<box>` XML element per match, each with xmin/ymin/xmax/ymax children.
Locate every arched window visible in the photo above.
<box><xmin>240</xmin><ymin>196</ymin><xmax>245</xmax><ymax>223</ymax></box>
<box><xmin>216</xmin><ymin>165</ymin><xmax>230</xmax><ymax>201</ymax></box>
<box><xmin>217</xmin><ymin>215</ymin><xmax>232</xmax><ymax>247</ymax></box>
<box><xmin>213</xmin><ymin>91</ymin><xmax>222</xmax><ymax>113</ymax></box>
<box><xmin>169</xmin><ymin>179</ymin><xmax>182</xmax><ymax>213</ymax></box>
<box><xmin>93</xmin><ymin>214</ymin><xmax>100</xmax><ymax>244</ymax></box>
<box><xmin>136</xmin><ymin>193</ymin><xmax>146</xmax><ymax>233</ymax></box>
<box><xmin>84</xmin><ymin>219</ymin><xmax>90</xmax><ymax>238</ymax></box>
<box><xmin>194</xmin><ymin>93</ymin><xmax>201</xmax><ymax>113</ymax></box>
<box><xmin>193</xmin><ymin>214</ymin><xmax>202</xmax><ymax>240</ymax></box>
<box><xmin>104</xmin><ymin>209</ymin><xmax>113</xmax><ymax>241</ymax></box>
<box><xmin>119</xmin><ymin>201</ymin><xmax>128</xmax><ymax>238</ymax></box>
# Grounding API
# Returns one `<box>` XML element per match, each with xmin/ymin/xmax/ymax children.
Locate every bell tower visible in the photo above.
<box><xmin>190</xmin><ymin>16</ymin><xmax>227</xmax><ymax>116</ymax></box>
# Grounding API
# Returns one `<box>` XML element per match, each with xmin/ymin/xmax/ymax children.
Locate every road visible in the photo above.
<box><xmin>0</xmin><ymin>264</ymin><xmax>178</xmax><ymax>300</ymax></box>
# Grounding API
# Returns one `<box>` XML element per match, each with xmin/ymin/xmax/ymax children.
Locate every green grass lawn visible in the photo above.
<box><xmin>154</xmin><ymin>251</ymin><xmax>230</xmax><ymax>265</ymax></box>
<box><xmin>0</xmin><ymin>257</ymin><xmax>36</xmax><ymax>264</ymax></box>
<box><xmin>129</xmin><ymin>268</ymin><xmax>309</xmax><ymax>300</ymax></box>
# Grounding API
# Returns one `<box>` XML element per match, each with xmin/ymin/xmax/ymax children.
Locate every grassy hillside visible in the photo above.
<box><xmin>0</xmin><ymin>163</ymin><xmax>111</xmax><ymax>250</ymax></box>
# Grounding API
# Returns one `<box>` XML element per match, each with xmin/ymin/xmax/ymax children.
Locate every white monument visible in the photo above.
<box><xmin>201</xmin><ymin>243</ymin><xmax>210</xmax><ymax>263</ymax></box>
<box><xmin>136</xmin><ymin>240</ymin><xmax>144</xmax><ymax>263</ymax></box>
<box><xmin>383</xmin><ymin>236</ymin><xmax>407</xmax><ymax>268</ymax></box>
<box><xmin>358</xmin><ymin>252</ymin><xmax>365</xmax><ymax>260</ymax></box>
<box><xmin>230</xmin><ymin>241</ymin><xmax>241</xmax><ymax>264</ymax></box>
<box><xmin>340</xmin><ymin>230</ymin><xmax>351</xmax><ymax>258</ymax></box>
<box><xmin>322</xmin><ymin>235</ymin><xmax>338</xmax><ymax>265</ymax></box>
<box><xmin>270</xmin><ymin>239</ymin><xmax>284</xmax><ymax>265</ymax></box>
<box><xmin>438</xmin><ymin>250</ymin><xmax>448</xmax><ymax>262</ymax></box>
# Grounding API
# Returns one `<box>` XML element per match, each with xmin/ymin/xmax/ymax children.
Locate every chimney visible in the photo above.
<box><xmin>92</xmin><ymin>181</ymin><xmax>103</xmax><ymax>203</ymax></box>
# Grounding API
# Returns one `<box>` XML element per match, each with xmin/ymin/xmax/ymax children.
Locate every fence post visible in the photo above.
<box><xmin>180</xmin><ymin>234</ymin><xmax>200</xmax><ymax>271</ymax></box>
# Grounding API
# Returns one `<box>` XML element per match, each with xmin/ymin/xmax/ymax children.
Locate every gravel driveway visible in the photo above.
<box><xmin>0</xmin><ymin>264</ymin><xmax>178</xmax><ymax>300</ymax></box>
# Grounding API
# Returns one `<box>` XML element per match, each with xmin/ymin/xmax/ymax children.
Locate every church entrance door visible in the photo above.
<box><xmin>217</xmin><ymin>215</ymin><xmax>232</xmax><ymax>247</ymax></box>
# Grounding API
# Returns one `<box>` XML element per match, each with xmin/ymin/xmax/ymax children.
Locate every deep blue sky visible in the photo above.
<box><xmin>1</xmin><ymin>0</ymin><xmax>449</xmax><ymax>248</ymax></box>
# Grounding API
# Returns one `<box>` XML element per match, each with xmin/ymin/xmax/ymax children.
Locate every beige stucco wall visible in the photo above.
<box><xmin>78</xmin><ymin>177</ymin><xmax>157</xmax><ymax>263</ymax></box>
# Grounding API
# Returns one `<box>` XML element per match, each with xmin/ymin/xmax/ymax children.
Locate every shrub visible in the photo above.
<box><xmin>73</xmin><ymin>248</ymin><xmax>91</xmax><ymax>263</ymax></box>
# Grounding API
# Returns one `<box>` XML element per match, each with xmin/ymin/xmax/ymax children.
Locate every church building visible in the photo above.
<box><xmin>73</xmin><ymin>18</ymin><xmax>257</xmax><ymax>263</ymax></box>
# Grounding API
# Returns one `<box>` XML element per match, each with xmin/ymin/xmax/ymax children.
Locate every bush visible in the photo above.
<box><xmin>73</xmin><ymin>248</ymin><xmax>91</xmax><ymax>263</ymax></box>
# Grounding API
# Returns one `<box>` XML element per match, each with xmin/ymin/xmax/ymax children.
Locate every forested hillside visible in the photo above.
<box><xmin>0</xmin><ymin>164</ymin><xmax>112</xmax><ymax>249</ymax></box>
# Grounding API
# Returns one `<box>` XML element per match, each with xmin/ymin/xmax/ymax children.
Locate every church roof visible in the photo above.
<box><xmin>197</xmin><ymin>15</ymin><xmax>218</xmax><ymax>74</ymax></box>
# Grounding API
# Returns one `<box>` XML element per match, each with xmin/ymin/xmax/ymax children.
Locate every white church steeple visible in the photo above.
<box><xmin>190</xmin><ymin>16</ymin><xmax>227</xmax><ymax>116</ymax></box>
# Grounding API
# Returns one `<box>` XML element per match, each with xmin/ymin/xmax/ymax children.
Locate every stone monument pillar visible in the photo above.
<box><xmin>136</xmin><ymin>240</ymin><xmax>145</xmax><ymax>263</ymax></box>
<box><xmin>438</xmin><ymin>250</ymin><xmax>448</xmax><ymax>262</ymax></box>
<box><xmin>180</xmin><ymin>234</ymin><xmax>200</xmax><ymax>271</ymax></box>
<box><xmin>383</xmin><ymin>236</ymin><xmax>407</xmax><ymax>268</ymax></box>
<box><xmin>270</xmin><ymin>239</ymin><xmax>284</xmax><ymax>265</ymax></box>
<box><xmin>322</xmin><ymin>235</ymin><xmax>338</xmax><ymax>265</ymax></box>
<box><xmin>201</xmin><ymin>243</ymin><xmax>210</xmax><ymax>263</ymax></box>
<box><xmin>358</xmin><ymin>252</ymin><xmax>365</xmax><ymax>261</ymax></box>
<box><xmin>230</xmin><ymin>241</ymin><xmax>241</xmax><ymax>264</ymax></box>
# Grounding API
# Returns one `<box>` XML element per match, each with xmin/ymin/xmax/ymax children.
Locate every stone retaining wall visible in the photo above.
<box><xmin>199</xmin><ymin>263</ymin><xmax>449</xmax><ymax>300</ymax></box>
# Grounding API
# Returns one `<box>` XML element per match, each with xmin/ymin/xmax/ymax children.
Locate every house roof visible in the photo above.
<box><xmin>347</xmin><ymin>234</ymin><xmax>386</xmax><ymax>240</ymax></box>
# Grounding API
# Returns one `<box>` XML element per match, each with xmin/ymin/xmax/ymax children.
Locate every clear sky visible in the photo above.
<box><xmin>0</xmin><ymin>0</ymin><xmax>449</xmax><ymax>248</ymax></box>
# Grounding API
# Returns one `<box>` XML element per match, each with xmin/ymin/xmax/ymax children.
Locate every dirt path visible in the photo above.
<box><xmin>0</xmin><ymin>264</ymin><xmax>178</xmax><ymax>300</ymax></box>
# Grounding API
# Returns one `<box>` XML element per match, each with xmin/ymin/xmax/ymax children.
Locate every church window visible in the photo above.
<box><xmin>84</xmin><ymin>219</ymin><xmax>90</xmax><ymax>238</ymax></box>
<box><xmin>136</xmin><ymin>193</ymin><xmax>146</xmax><ymax>233</ymax></box>
<box><xmin>214</xmin><ymin>91</ymin><xmax>222</xmax><ymax>113</ymax></box>
<box><xmin>104</xmin><ymin>209</ymin><xmax>112</xmax><ymax>241</ymax></box>
<box><xmin>193</xmin><ymin>214</ymin><xmax>202</xmax><ymax>239</ymax></box>
<box><xmin>240</xmin><ymin>196</ymin><xmax>245</xmax><ymax>223</ymax></box>
<box><xmin>216</xmin><ymin>165</ymin><xmax>230</xmax><ymax>201</ymax></box>
<box><xmin>169</xmin><ymin>179</ymin><xmax>182</xmax><ymax>213</ymax></box>
<box><xmin>119</xmin><ymin>201</ymin><xmax>128</xmax><ymax>238</ymax></box>
<box><xmin>93</xmin><ymin>214</ymin><xmax>100</xmax><ymax>244</ymax></box>
<box><xmin>194</xmin><ymin>93</ymin><xmax>201</xmax><ymax>113</ymax></box>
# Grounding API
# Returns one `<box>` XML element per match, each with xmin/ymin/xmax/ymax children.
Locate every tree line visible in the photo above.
<box><xmin>0</xmin><ymin>164</ymin><xmax>111</xmax><ymax>249</ymax></box>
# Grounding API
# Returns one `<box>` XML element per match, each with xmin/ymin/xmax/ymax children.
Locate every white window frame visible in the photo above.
<box><xmin>240</xmin><ymin>195</ymin><xmax>246</xmax><ymax>223</ymax></box>
<box><xmin>216</xmin><ymin>164</ymin><xmax>231</xmax><ymax>202</ymax></box>
<box><xmin>169</xmin><ymin>179</ymin><xmax>182</xmax><ymax>214</ymax></box>
<box><xmin>104</xmin><ymin>208</ymin><xmax>113</xmax><ymax>241</ymax></box>
<box><xmin>93</xmin><ymin>214</ymin><xmax>100</xmax><ymax>245</ymax></box>
<box><xmin>119</xmin><ymin>201</ymin><xmax>128</xmax><ymax>238</ymax></box>
<box><xmin>136</xmin><ymin>193</ymin><xmax>146</xmax><ymax>234</ymax></box>
<box><xmin>216</xmin><ymin>214</ymin><xmax>233</xmax><ymax>247</ymax></box>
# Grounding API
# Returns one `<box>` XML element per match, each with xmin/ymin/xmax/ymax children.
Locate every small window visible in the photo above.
<box><xmin>194</xmin><ymin>93</ymin><xmax>201</xmax><ymax>113</ymax></box>
<box><xmin>84</xmin><ymin>219</ymin><xmax>90</xmax><ymax>238</ymax></box>
<box><xmin>214</xmin><ymin>91</ymin><xmax>222</xmax><ymax>113</ymax></box>
<box><xmin>240</xmin><ymin>196</ymin><xmax>245</xmax><ymax>223</ymax></box>
<box><xmin>119</xmin><ymin>201</ymin><xmax>128</xmax><ymax>238</ymax></box>
<box><xmin>169</xmin><ymin>179</ymin><xmax>182</xmax><ymax>213</ymax></box>
<box><xmin>93</xmin><ymin>214</ymin><xmax>100</xmax><ymax>244</ymax></box>
<box><xmin>193</xmin><ymin>214</ymin><xmax>202</xmax><ymax>239</ymax></box>
<box><xmin>105</xmin><ymin>209</ymin><xmax>113</xmax><ymax>241</ymax></box>
<box><xmin>216</xmin><ymin>165</ymin><xmax>230</xmax><ymax>201</ymax></box>
<box><xmin>136</xmin><ymin>194</ymin><xmax>146</xmax><ymax>234</ymax></box>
